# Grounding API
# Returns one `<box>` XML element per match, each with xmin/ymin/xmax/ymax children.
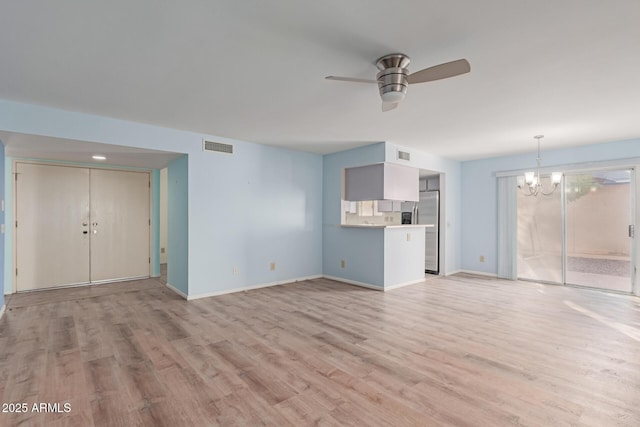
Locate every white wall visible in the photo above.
<box><xmin>384</xmin><ymin>227</ymin><xmax>425</xmax><ymax>287</ymax></box>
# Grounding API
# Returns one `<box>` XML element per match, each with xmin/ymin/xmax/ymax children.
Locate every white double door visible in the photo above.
<box><xmin>16</xmin><ymin>163</ymin><xmax>151</xmax><ymax>291</ymax></box>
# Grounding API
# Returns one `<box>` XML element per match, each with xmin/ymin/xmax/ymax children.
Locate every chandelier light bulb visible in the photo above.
<box><xmin>524</xmin><ymin>172</ymin><xmax>535</xmax><ymax>184</ymax></box>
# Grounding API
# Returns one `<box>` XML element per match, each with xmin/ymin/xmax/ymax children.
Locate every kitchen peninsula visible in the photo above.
<box><xmin>335</xmin><ymin>222</ymin><xmax>427</xmax><ymax>290</ymax></box>
<box><xmin>325</xmin><ymin>162</ymin><xmax>429</xmax><ymax>290</ymax></box>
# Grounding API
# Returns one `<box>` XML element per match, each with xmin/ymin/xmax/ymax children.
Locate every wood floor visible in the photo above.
<box><xmin>1</xmin><ymin>275</ymin><xmax>639</xmax><ymax>426</ymax></box>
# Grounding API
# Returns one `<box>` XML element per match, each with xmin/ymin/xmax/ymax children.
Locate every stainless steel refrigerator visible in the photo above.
<box><xmin>417</xmin><ymin>190</ymin><xmax>439</xmax><ymax>274</ymax></box>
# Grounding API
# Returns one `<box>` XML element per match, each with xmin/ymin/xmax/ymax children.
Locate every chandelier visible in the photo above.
<box><xmin>517</xmin><ymin>135</ymin><xmax>562</xmax><ymax>196</ymax></box>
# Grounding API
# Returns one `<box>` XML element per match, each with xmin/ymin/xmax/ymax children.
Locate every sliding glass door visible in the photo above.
<box><xmin>565</xmin><ymin>170</ymin><xmax>633</xmax><ymax>292</ymax></box>
<box><xmin>517</xmin><ymin>176</ymin><xmax>563</xmax><ymax>283</ymax></box>
<box><xmin>517</xmin><ymin>168</ymin><xmax>634</xmax><ymax>293</ymax></box>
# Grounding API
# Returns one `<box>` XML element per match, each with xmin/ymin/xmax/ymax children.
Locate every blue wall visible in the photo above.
<box><xmin>168</xmin><ymin>155</ymin><xmax>189</xmax><ymax>294</ymax></box>
<box><xmin>461</xmin><ymin>138</ymin><xmax>640</xmax><ymax>275</ymax></box>
<box><xmin>151</xmin><ymin>169</ymin><xmax>161</xmax><ymax>277</ymax></box>
<box><xmin>10</xmin><ymin>97</ymin><xmax>638</xmax><ymax>296</ymax></box>
<box><xmin>321</xmin><ymin>141</ymin><xmax>463</xmax><ymax>286</ymax></box>
<box><xmin>0</xmin><ymin>100</ymin><xmax>324</xmax><ymax>298</ymax></box>
<box><xmin>322</xmin><ymin>143</ymin><xmax>386</xmax><ymax>285</ymax></box>
<box><xmin>186</xmin><ymin>143</ymin><xmax>323</xmax><ymax>296</ymax></box>
<box><xmin>0</xmin><ymin>143</ymin><xmax>4</xmax><ymax>311</ymax></box>
<box><xmin>2</xmin><ymin>157</ymin><xmax>9</xmax><ymax>295</ymax></box>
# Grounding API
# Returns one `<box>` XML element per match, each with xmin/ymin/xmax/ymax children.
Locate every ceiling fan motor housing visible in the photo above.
<box><xmin>376</xmin><ymin>54</ymin><xmax>410</xmax><ymax>103</ymax></box>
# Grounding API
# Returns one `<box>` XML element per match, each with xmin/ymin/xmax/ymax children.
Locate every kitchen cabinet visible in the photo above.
<box><xmin>344</xmin><ymin>163</ymin><xmax>419</xmax><ymax>202</ymax></box>
<box><xmin>377</xmin><ymin>200</ymin><xmax>402</xmax><ymax>212</ymax></box>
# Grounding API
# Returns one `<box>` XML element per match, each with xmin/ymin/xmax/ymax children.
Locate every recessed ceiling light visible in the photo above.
<box><xmin>92</xmin><ymin>155</ymin><xmax>106</xmax><ymax>160</ymax></box>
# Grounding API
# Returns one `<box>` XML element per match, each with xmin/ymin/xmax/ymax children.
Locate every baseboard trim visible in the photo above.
<box><xmin>459</xmin><ymin>270</ymin><xmax>499</xmax><ymax>278</ymax></box>
<box><xmin>384</xmin><ymin>278</ymin><xmax>427</xmax><ymax>291</ymax></box>
<box><xmin>187</xmin><ymin>275</ymin><xmax>324</xmax><ymax>301</ymax></box>
<box><xmin>165</xmin><ymin>282</ymin><xmax>188</xmax><ymax>300</ymax></box>
<box><xmin>445</xmin><ymin>269</ymin><xmax>462</xmax><ymax>276</ymax></box>
<box><xmin>321</xmin><ymin>275</ymin><xmax>384</xmax><ymax>291</ymax></box>
<box><xmin>170</xmin><ymin>273</ymin><xmax>431</xmax><ymax>300</ymax></box>
<box><xmin>318</xmin><ymin>275</ymin><xmax>427</xmax><ymax>291</ymax></box>
<box><xmin>91</xmin><ymin>275</ymin><xmax>149</xmax><ymax>285</ymax></box>
<box><xmin>0</xmin><ymin>304</ymin><xmax>5</xmax><ymax>320</ymax></box>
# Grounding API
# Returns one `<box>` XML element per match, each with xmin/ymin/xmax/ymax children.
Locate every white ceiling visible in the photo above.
<box><xmin>1</xmin><ymin>1</ymin><xmax>639</xmax><ymax>161</ymax></box>
<box><xmin>0</xmin><ymin>131</ymin><xmax>181</xmax><ymax>169</ymax></box>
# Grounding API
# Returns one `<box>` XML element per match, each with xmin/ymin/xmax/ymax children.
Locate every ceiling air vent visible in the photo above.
<box><xmin>203</xmin><ymin>140</ymin><xmax>233</xmax><ymax>154</ymax></box>
<box><xmin>397</xmin><ymin>150</ymin><xmax>411</xmax><ymax>161</ymax></box>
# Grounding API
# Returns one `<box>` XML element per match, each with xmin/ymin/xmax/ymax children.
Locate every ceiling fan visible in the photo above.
<box><xmin>326</xmin><ymin>53</ymin><xmax>470</xmax><ymax>112</ymax></box>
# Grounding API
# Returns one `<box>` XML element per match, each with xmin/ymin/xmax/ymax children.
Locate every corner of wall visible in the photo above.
<box><xmin>0</xmin><ymin>144</ymin><xmax>5</xmax><ymax>307</ymax></box>
<box><xmin>167</xmin><ymin>155</ymin><xmax>189</xmax><ymax>296</ymax></box>
<box><xmin>151</xmin><ymin>169</ymin><xmax>161</xmax><ymax>277</ymax></box>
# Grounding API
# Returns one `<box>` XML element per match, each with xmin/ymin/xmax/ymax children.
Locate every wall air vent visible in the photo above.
<box><xmin>397</xmin><ymin>150</ymin><xmax>411</xmax><ymax>161</ymax></box>
<box><xmin>203</xmin><ymin>140</ymin><xmax>233</xmax><ymax>154</ymax></box>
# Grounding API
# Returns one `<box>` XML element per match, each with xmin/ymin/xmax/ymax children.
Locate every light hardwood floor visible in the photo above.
<box><xmin>1</xmin><ymin>275</ymin><xmax>639</xmax><ymax>426</ymax></box>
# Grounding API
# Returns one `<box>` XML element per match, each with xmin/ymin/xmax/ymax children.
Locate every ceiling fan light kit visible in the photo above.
<box><xmin>376</xmin><ymin>54</ymin><xmax>409</xmax><ymax>108</ymax></box>
<box><xmin>325</xmin><ymin>53</ymin><xmax>470</xmax><ymax>112</ymax></box>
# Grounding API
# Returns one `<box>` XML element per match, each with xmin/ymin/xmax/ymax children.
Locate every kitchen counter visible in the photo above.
<box><xmin>326</xmin><ymin>224</ymin><xmax>427</xmax><ymax>290</ymax></box>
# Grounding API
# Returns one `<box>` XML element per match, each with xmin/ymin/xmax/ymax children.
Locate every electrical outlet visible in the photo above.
<box><xmin>406</xmin><ymin>233</ymin><xmax>411</xmax><ymax>241</ymax></box>
<box><xmin>270</xmin><ymin>262</ymin><xmax>276</xmax><ymax>271</ymax></box>
<box><xmin>479</xmin><ymin>255</ymin><xmax>485</xmax><ymax>262</ymax></box>
<box><xmin>233</xmin><ymin>266</ymin><xmax>238</xmax><ymax>274</ymax></box>
<box><xmin>160</xmin><ymin>247</ymin><xmax>165</xmax><ymax>254</ymax></box>
<box><xmin>340</xmin><ymin>260</ymin><xmax>345</xmax><ymax>269</ymax></box>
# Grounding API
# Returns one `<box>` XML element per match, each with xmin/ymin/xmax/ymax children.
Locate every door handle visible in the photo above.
<box><xmin>83</xmin><ymin>231</ymin><xmax>88</xmax><ymax>234</ymax></box>
<box><xmin>629</xmin><ymin>225</ymin><xmax>635</xmax><ymax>238</ymax></box>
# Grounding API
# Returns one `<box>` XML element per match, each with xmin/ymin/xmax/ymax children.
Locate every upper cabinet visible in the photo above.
<box><xmin>344</xmin><ymin>163</ymin><xmax>419</xmax><ymax>202</ymax></box>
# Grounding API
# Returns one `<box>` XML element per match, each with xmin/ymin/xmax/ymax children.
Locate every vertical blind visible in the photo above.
<box><xmin>497</xmin><ymin>176</ymin><xmax>517</xmax><ymax>279</ymax></box>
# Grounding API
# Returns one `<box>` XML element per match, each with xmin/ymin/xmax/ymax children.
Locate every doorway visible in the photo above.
<box><xmin>15</xmin><ymin>162</ymin><xmax>151</xmax><ymax>291</ymax></box>
<box><xmin>517</xmin><ymin>168</ymin><xmax>634</xmax><ymax>293</ymax></box>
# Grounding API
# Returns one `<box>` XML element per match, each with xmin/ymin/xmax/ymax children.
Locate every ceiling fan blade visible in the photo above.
<box><xmin>325</xmin><ymin>76</ymin><xmax>377</xmax><ymax>84</ymax></box>
<box><xmin>382</xmin><ymin>102</ymin><xmax>398</xmax><ymax>112</ymax></box>
<box><xmin>407</xmin><ymin>59</ymin><xmax>470</xmax><ymax>84</ymax></box>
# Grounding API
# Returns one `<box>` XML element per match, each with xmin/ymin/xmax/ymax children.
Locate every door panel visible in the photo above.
<box><xmin>565</xmin><ymin>170</ymin><xmax>632</xmax><ymax>292</ymax></box>
<box><xmin>16</xmin><ymin>163</ymin><xmax>90</xmax><ymax>291</ymax></box>
<box><xmin>516</xmin><ymin>168</ymin><xmax>634</xmax><ymax>293</ymax></box>
<box><xmin>90</xmin><ymin>169</ymin><xmax>150</xmax><ymax>282</ymax></box>
<box><xmin>517</xmin><ymin>176</ymin><xmax>563</xmax><ymax>284</ymax></box>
